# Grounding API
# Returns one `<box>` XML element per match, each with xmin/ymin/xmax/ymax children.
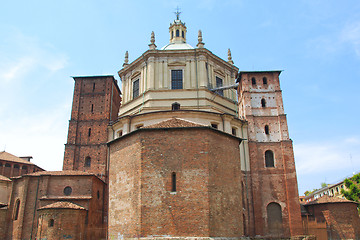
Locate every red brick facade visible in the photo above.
<box><xmin>63</xmin><ymin>75</ymin><xmax>121</xmax><ymax>181</ymax></box>
<box><xmin>4</xmin><ymin>171</ymin><xmax>105</xmax><ymax>240</ymax></box>
<box><xmin>237</xmin><ymin>71</ymin><xmax>303</xmax><ymax>237</ymax></box>
<box><xmin>108</xmin><ymin>127</ymin><xmax>244</xmax><ymax>238</ymax></box>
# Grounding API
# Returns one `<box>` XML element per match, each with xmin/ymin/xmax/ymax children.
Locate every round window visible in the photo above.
<box><xmin>63</xmin><ymin>186</ymin><xmax>72</xmax><ymax>196</ymax></box>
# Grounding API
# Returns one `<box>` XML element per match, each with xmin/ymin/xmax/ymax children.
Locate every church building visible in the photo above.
<box><xmin>1</xmin><ymin>14</ymin><xmax>304</xmax><ymax>239</ymax></box>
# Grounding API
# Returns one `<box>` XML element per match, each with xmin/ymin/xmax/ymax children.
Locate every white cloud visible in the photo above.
<box><xmin>341</xmin><ymin>21</ymin><xmax>360</xmax><ymax>56</ymax></box>
<box><xmin>0</xmin><ymin>29</ymin><xmax>68</xmax><ymax>84</ymax></box>
<box><xmin>294</xmin><ymin>137</ymin><xmax>360</xmax><ymax>175</ymax></box>
<box><xmin>0</xmin><ymin>102</ymin><xmax>71</xmax><ymax>171</ymax></box>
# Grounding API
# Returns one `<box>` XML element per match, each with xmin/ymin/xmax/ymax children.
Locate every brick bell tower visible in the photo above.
<box><xmin>63</xmin><ymin>75</ymin><xmax>121</xmax><ymax>181</ymax></box>
<box><xmin>237</xmin><ymin>71</ymin><xmax>302</xmax><ymax>237</ymax></box>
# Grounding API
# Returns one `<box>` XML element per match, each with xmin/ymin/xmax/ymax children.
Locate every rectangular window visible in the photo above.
<box><xmin>171</xmin><ymin>70</ymin><xmax>183</xmax><ymax>89</ymax></box>
<box><xmin>133</xmin><ymin>79</ymin><xmax>139</xmax><ymax>99</ymax></box>
<box><xmin>216</xmin><ymin>77</ymin><xmax>223</xmax><ymax>96</ymax></box>
<box><xmin>171</xmin><ymin>172</ymin><xmax>176</xmax><ymax>192</ymax></box>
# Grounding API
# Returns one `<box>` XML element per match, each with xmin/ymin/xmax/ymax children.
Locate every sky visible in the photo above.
<box><xmin>1</xmin><ymin>0</ymin><xmax>360</xmax><ymax>195</ymax></box>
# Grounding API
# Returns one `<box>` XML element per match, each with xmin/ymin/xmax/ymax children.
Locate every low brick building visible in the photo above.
<box><xmin>302</xmin><ymin>195</ymin><xmax>360</xmax><ymax>240</ymax></box>
<box><xmin>0</xmin><ymin>151</ymin><xmax>43</xmax><ymax>178</ymax></box>
<box><xmin>4</xmin><ymin>171</ymin><xmax>106</xmax><ymax>240</ymax></box>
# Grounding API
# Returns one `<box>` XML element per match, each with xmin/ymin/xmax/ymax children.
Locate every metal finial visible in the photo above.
<box><xmin>174</xmin><ymin>7</ymin><xmax>181</xmax><ymax>20</ymax></box>
<box><xmin>149</xmin><ymin>31</ymin><xmax>157</xmax><ymax>50</ymax></box>
<box><xmin>227</xmin><ymin>48</ymin><xmax>234</xmax><ymax>64</ymax></box>
<box><xmin>197</xmin><ymin>30</ymin><xmax>205</xmax><ymax>48</ymax></box>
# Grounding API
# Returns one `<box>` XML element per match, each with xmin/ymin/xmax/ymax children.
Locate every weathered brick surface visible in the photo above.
<box><xmin>37</xmin><ymin>208</ymin><xmax>87</xmax><ymax>240</ymax></box>
<box><xmin>238</xmin><ymin>71</ymin><xmax>303</xmax><ymax>238</ymax></box>
<box><xmin>108</xmin><ymin>127</ymin><xmax>244</xmax><ymax>238</ymax></box>
<box><xmin>63</xmin><ymin>76</ymin><xmax>121</xmax><ymax>180</ymax></box>
<box><xmin>304</xmin><ymin>202</ymin><xmax>360</xmax><ymax>239</ymax></box>
<box><xmin>4</xmin><ymin>173</ymin><xmax>106</xmax><ymax>240</ymax></box>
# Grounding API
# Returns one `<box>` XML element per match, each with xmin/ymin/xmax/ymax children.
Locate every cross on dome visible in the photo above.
<box><xmin>174</xmin><ymin>7</ymin><xmax>181</xmax><ymax>20</ymax></box>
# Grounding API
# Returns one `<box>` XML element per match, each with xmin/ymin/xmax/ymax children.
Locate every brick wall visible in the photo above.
<box><xmin>108</xmin><ymin>127</ymin><xmax>244</xmax><ymax>238</ymax></box>
<box><xmin>63</xmin><ymin>75</ymin><xmax>121</xmax><ymax>181</ymax></box>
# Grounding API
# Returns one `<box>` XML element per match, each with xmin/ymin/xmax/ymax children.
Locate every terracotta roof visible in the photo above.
<box><xmin>143</xmin><ymin>118</ymin><xmax>204</xmax><ymax>129</ymax></box>
<box><xmin>38</xmin><ymin>201</ymin><xmax>86</xmax><ymax>210</ymax></box>
<box><xmin>25</xmin><ymin>170</ymin><xmax>96</xmax><ymax>177</ymax></box>
<box><xmin>0</xmin><ymin>151</ymin><xmax>35</xmax><ymax>165</ymax></box>
<box><xmin>0</xmin><ymin>175</ymin><xmax>11</xmax><ymax>182</ymax></box>
<box><xmin>306</xmin><ymin>195</ymin><xmax>358</xmax><ymax>205</ymax></box>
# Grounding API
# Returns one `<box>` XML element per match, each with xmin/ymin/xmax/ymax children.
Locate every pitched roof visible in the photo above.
<box><xmin>25</xmin><ymin>170</ymin><xmax>96</xmax><ymax>177</ymax></box>
<box><xmin>306</xmin><ymin>195</ymin><xmax>358</xmax><ymax>205</ymax></box>
<box><xmin>0</xmin><ymin>151</ymin><xmax>35</xmax><ymax>165</ymax></box>
<box><xmin>38</xmin><ymin>201</ymin><xmax>86</xmax><ymax>210</ymax></box>
<box><xmin>143</xmin><ymin>118</ymin><xmax>204</xmax><ymax>129</ymax></box>
<box><xmin>0</xmin><ymin>175</ymin><xmax>11</xmax><ymax>182</ymax></box>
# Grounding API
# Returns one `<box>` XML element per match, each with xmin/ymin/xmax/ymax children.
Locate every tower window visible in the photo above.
<box><xmin>92</xmin><ymin>83</ymin><xmax>95</xmax><ymax>92</ymax></box>
<box><xmin>263</xmin><ymin>77</ymin><xmax>268</xmax><ymax>85</ymax></box>
<box><xmin>49</xmin><ymin>219</ymin><xmax>54</xmax><ymax>227</ymax></box>
<box><xmin>251</xmin><ymin>77</ymin><xmax>256</xmax><ymax>85</ymax></box>
<box><xmin>14</xmin><ymin>199</ymin><xmax>20</xmax><ymax>220</ymax></box>
<box><xmin>171</xmin><ymin>70</ymin><xmax>183</xmax><ymax>89</ymax></box>
<box><xmin>216</xmin><ymin>77</ymin><xmax>223</xmax><ymax>96</ymax></box>
<box><xmin>88</xmin><ymin>128</ymin><xmax>91</xmax><ymax>137</ymax></box>
<box><xmin>133</xmin><ymin>79</ymin><xmax>139</xmax><ymax>99</ymax></box>
<box><xmin>91</xmin><ymin>104</ymin><xmax>94</xmax><ymax>113</ymax></box>
<box><xmin>176</xmin><ymin>29</ymin><xmax>180</xmax><ymax>37</ymax></box>
<box><xmin>171</xmin><ymin>31</ymin><xmax>174</xmax><ymax>39</ymax></box>
<box><xmin>182</xmin><ymin>31</ymin><xmax>184</xmax><ymax>38</ymax></box>
<box><xmin>265</xmin><ymin>150</ymin><xmax>274</xmax><ymax>167</ymax></box>
<box><xmin>265</xmin><ymin>125</ymin><xmax>270</xmax><ymax>135</ymax></box>
<box><xmin>85</xmin><ymin>156</ymin><xmax>91</xmax><ymax>167</ymax></box>
<box><xmin>261</xmin><ymin>98</ymin><xmax>266</xmax><ymax>107</ymax></box>
<box><xmin>171</xmin><ymin>172</ymin><xmax>176</xmax><ymax>192</ymax></box>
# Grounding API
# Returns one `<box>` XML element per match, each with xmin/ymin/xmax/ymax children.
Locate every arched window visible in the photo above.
<box><xmin>265</xmin><ymin>150</ymin><xmax>274</xmax><ymax>167</ymax></box>
<box><xmin>261</xmin><ymin>98</ymin><xmax>266</xmax><ymax>107</ymax></box>
<box><xmin>182</xmin><ymin>31</ymin><xmax>184</xmax><ymax>38</ymax></box>
<box><xmin>171</xmin><ymin>172</ymin><xmax>176</xmax><ymax>192</ymax></box>
<box><xmin>267</xmin><ymin>202</ymin><xmax>283</xmax><ymax>234</ymax></box>
<box><xmin>49</xmin><ymin>219</ymin><xmax>54</xmax><ymax>227</ymax></box>
<box><xmin>14</xmin><ymin>199</ymin><xmax>20</xmax><ymax>220</ymax></box>
<box><xmin>251</xmin><ymin>77</ymin><xmax>256</xmax><ymax>85</ymax></box>
<box><xmin>88</xmin><ymin>128</ymin><xmax>91</xmax><ymax>137</ymax></box>
<box><xmin>91</xmin><ymin>104</ymin><xmax>94</xmax><ymax>113</ymax></box>
<box><xmin>14</xmin><ymin>164</ymin><xmax>20</xmax><ymax>169</ymax></box>
<box><xmin>171</xmin><ymin>31</ymin><xmax>174</xmax><ymax>39</ymax></box>
<box><xmin>5</xmin><ymin>163</ymin><xmax>11</xmax><ymax>168</ymax></box>
<box><xmin>176</xmin><ymin>29</ymin><xmax>180</xmax><ymax>37</ymax></box>
<box><xmin>85</xmin><ymin>156</ymin><xmax>91</xmax><ymax>167</ymax></box>
<box><xmin>263</xmin><ymin>77</ymin><xmax>268</xmax><ymax>85</ymax></box>
<box><xmin>265</xmin><ymin>125</ymin><xmax>270</xmax><ymax>135</ymax></box>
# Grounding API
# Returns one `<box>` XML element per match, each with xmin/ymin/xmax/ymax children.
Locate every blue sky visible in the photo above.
<box><xmin>1</xmin><ymin>0</ymin><xmax>360</xmax><ymax>195</ymax></box>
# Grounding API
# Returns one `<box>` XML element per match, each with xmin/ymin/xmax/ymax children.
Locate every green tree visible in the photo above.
<box><xmin>341</xmin><ymin>173</ymin><xmax>360</xmax><ymax>203</ymax></box>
